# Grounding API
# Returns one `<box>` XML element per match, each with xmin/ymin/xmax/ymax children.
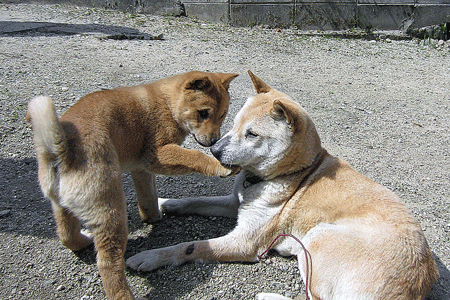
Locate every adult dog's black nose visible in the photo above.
<box><xmin>210</xmin><ymin>136</ymin><xmax>219</xmax><ymax>146</ymax></box>
<box><xmin>211</xmin><ymin>135</ymin><xmax>231</xmax><ymax>161</ymax></box>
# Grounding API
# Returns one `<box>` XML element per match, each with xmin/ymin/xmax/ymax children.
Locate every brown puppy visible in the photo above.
<box><xmin>127</xmin><ymin>71</ymin><xmax>438</xmax><ymax>300</ymax></box>
<box><xmin>26</xmin><ymin>71</ymin><xmax>238</xmax><ymax>300</ymax></box>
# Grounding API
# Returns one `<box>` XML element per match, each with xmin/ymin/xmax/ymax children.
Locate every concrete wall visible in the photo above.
<box><xmin>183</xmin><ymin>0</ymin><xmax>450</xmax><ymax>30</ymax></box>
<box><xmin>4</xmin><ymin>0</ymin><xmax>185</xmax><ymax>16</ymax></box>
<box><xmin>9</xmin><ymin>0</ymin><xmax>450</xmax><ymax>30</ymax></box>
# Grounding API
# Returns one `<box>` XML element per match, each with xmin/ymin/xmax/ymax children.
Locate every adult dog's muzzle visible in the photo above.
<box><xmin>210</xmin><ymin>135</ymin><xmax>231</xmax><ymax>161</ymax></box>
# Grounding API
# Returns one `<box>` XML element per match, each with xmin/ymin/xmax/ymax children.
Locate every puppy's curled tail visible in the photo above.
<box><xmin>26</xmin><ymin>96</ymin><xmax>68</xmax><ymax>200</ymax></box>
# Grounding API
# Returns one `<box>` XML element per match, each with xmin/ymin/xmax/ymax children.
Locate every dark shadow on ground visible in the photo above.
<box><xmin>0</xmin><ymin>21</ymin><xmax>162</xmax><ymax>40</ymax></box>
<box><xmin>0</xmin><ymin>156</ymin><xmax>234</xmax><ymax>236</ymax></box>
<box><xmin>0</xmin><ymin>157</ymin><xmax>55</xmax><ymax>238</ymax></box>
<box><xmin>428</xmin><ymin>255</ymin><xmax>450</xmax><ymax>300</ymax></box>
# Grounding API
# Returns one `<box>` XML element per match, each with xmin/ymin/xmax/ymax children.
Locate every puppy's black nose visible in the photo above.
<box><xmin>211</xmin><ymin>135</ymin><xmax>230</xmax><ymax>161</ymax></box>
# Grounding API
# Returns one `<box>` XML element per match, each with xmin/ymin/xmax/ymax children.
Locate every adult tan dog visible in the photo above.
<box><xmin>127</xmin><ymin>71</ymin><xmax>439</xmax><ymax>300</ymax></box>
<box><xmin>26</xmin><ymin>71</ymin><xmax>238</xmax><ymax>300</ymax></box>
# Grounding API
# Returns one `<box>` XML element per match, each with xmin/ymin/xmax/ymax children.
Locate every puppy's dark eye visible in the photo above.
<box><xmin>198</xmin><ymin>109</ymin><xmax>210</xmax><ymax>121</ymax></box>
<box><xmin>245</xmin><ymin>130</ymin><xmax>258</xmax><ymax>138</ymax></box>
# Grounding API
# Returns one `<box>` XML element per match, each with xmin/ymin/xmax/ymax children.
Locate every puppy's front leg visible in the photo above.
<box><xmin>131</xmin><ymin>170</ymin><xmax>162</xmax><ymax>223</ymax></box>
<box><xmin>126</xmin><ymin>233</ymin><xmax>258</xmax><ymax>272</ymax></box>
<box><xmin>154</xmin><ymin>144</ymin><xmax>239</xmax><ymax>177</ymax></box>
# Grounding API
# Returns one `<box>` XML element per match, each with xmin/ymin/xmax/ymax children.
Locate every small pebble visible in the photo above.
<box><xmin>0</xmin><ymin>209</ymin><xmax>11</xmax><ymax>218</ymax></box>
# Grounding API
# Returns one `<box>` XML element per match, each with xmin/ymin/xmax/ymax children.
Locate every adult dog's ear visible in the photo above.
<box><xmin>248</xmin><ymin>70</ymin><xmax>273</xmax><ymax>94</ymax></box>
<box><xmin>186</xmin><ymin>76</ymin><xmax>212</xmax><ymax>90</ymax></box>
<box><xmin>217</xmin><ymin>73</ymin><xmax>239</xmax><ymax>90</ymax></box>
<box><xmin>271</xmin><ymin>100</ymin><xmax>294</xmax><ymax>129</ymax></box>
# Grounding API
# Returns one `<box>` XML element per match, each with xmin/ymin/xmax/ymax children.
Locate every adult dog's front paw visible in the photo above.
<box><xmin>126</xmin><ymin>250</ymin><xmax>162</xmax><ymax>272</ymax></box>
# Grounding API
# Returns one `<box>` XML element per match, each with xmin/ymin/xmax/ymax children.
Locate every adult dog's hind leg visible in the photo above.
<box><xmin>131</xmin><ymin>170</ymin><xmax>162</xmax><ymax>223</ymax></box>
<box><xmin>159</xmin><ymin>171</ymin><xmax>241</xmax><ymax>218</ymax></box>
<box><xmin>160</xmin><ymin>194</ymin><xmax>239</xmax><ymax>218</ymax></box>
<box><xmin>51</xmin><ymin>201</ymin><xmax>93</xmax><ymax>251</ymax></box>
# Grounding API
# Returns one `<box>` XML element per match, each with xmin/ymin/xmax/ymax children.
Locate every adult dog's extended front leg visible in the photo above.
<box><xmin>126</xmin><ymin>233</ymin><xmax>258</xmax><ymax>272</ymax></box>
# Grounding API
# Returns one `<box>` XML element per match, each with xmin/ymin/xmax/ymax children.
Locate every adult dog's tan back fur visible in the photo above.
<box><xmin>127</xmin><ymin>71</ymin><xmax>438</xmax><ymax>300</ymax></box>
<box><xmin>26</xmin><ymin>71</ymin><xmax>238</xmax><ymax>300</ymax></box>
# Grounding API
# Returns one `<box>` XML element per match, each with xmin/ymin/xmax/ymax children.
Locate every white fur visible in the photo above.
<box><xmin>257</xmin><ymin>293</ymin><xmax>292</xmax><ymax>300</ymax></box>
<box><xmin>219</xmin><ymin>98</ymin><xmax>293</xmax><ymax>175</ymax></box>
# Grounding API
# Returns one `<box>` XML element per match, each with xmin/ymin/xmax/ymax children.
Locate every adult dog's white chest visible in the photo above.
<box><xmin>232</xmin><ymin>171</ymin><xmax>303</xmax><ymax>256</ymax></box>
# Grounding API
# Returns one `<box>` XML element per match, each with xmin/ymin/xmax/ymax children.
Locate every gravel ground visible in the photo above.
<box><xmin>0</xmin><ymin>3</ymin><xmax>449</xmax><ymax>299</ymax></box>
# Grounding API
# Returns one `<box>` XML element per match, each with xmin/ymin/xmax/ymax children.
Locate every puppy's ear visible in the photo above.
<box><xmin>186</xmin><ymin>76</ymin><xmax>212</xmax><ymax>90</ymax></box>
<box><xmin>271</xmin><ymin>100</ymin><xmax>294</xmax><ymax>129</ymax></box>
<box><xmin>218</xmin><ymin>73</ymin><xmax>239</xmax><ymax>90</ymax></box>
<box><xmin>248</xmin><ymin>70</ymin><xmax>273</xmax><ymax>94</ymax></box>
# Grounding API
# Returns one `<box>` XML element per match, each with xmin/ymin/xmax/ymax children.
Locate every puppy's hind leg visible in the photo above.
<box><xmin>91</xmin><ymin>181</ymin><xmax>134</xmax><ymax>300</ymax></box>
<box><xmin>51</xmin><ymin>201</ymin><xmax>93</xmax><ymax>251</ymax></box>
<box><xmin>131</xmin><ymin>170</ymin><xmax>162</xmax><ymax>223</ymax></box>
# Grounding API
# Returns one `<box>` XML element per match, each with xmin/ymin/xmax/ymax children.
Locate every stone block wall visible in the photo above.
<box><xmin>10</xmin><ymin>0</ymin><xmax>450</xmax><ymax>30</ymax></box>
<box><xmin>182</xmin><ymin>0</ymin><xmax>450</xmax><ymax>30</ymax></box>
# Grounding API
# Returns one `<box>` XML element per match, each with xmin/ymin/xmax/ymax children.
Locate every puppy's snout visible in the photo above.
<box><xmin>211</xmin><ymin>135</ymin><xmax>230</xmax><ymax>161</ymax></box>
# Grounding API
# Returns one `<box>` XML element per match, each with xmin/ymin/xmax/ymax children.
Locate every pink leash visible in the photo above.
<box><xmin>258</xmin><ymin>234</ymin><xmax>311</xmax><ymax>300</ymax></box>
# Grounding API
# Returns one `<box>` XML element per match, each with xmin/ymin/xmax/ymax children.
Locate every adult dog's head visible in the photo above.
<box><xmin>172</xmin><ymin>71</ymin><xmax>238</xmax><ymax>147</ymax></box>
<box><xmin>211</xmin><ymin>71</ymin><xmax>322</xmax><ymax>179</ymax></box>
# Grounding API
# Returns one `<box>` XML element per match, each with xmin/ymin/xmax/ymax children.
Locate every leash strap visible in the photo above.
<box><xmin>258</xmin><ymin>234</ymin><xmax>311</xmax><ymax>300</ymax></box>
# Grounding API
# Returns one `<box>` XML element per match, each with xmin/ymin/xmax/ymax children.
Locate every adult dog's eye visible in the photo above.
<box><xmin>198</xmin><ymin>109</ymin><xmax>210</xmax><ymax>121</ymax></box>
<box><xmin>245</xmin><ymin>130</ymin><xmax>258</xmax><ymax>138</ymax></box>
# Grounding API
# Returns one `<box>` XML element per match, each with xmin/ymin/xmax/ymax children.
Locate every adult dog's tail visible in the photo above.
<box><xmin>26</xmin><ymin>96</ymin><xmax>68</xmax><ymax>200</ymax></box>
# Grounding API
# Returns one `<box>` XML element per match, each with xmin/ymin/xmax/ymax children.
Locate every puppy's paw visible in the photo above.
<box><xmin>227</xmin><ymin>165</ymin><xmax>242</xmax><ymax>176</ymax></box>
<box><xmin>126</xmin><ymin>250</ymin><xmax>162</xmax><ymax>272</ymax></box>
<box><xmin>65</xmin><ymin>230</ymin><xmax>94</xmax><ymax>252</ymax></box>
<box><xmin>218</xmin><ymin>164</ymin><xmax>242</xmax><ymax>178</ymax></box>
<box><xmin>140</xmin><ymin>208</ymin><xmax>163</xmax><ymax>224</ymax></box>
